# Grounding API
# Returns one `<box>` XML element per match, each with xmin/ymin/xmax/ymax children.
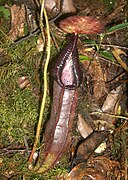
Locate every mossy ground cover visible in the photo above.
<box><xmin>0</xmin><ymin>12</ymin><xmax>68</xmax><ymax>178</ymax></box>
<box><xmin>0</xmin><ymin>0</ymin><xmax>128</xmax><ymax>179</ymax></box>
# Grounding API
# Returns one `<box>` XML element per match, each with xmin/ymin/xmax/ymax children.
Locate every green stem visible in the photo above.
<box><xmin>28</xmin><ymin>4</ymin><xmax>51</xmax><ymax>166</ymax></box>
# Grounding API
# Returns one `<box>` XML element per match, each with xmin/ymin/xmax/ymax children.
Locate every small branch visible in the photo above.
<box><xmin>28</xmin><ymin>3</ymin><xmax>51</xmax><ymax>165</ymax></box>
<box><xmin>91</xmin><ymin>111</ymin><xmax>128</xmax><ymax>120</ymax></box>
<box><xmin>0</xmin><ymin>29</ymin><xmax>40</xmax><ymax>57</ymax></box>
<box><xmin>101</xmin><ymin>44</ymin><xmax>128</xmax><ymax>50</ymax></box>
<box><xmin>50</xmin><ymin>31</ymin><xmax>59</xmax><ymax>51</ymax></box>
<box><xmin>11</xmin><ymin>29</ymin><xmax>40</xmax><ymax>47</ymax></box>
<box><xmin>0</xmin><ymin>29</ymin><xmax>14</xmax><ymax>43</ymax></box>
<box><xmin>99</xmin><ymin>56</ymin><xmax>121</xmax><ymax>66</ymax></box>
<box><xmin>83</xmin><ymin>43</ymin><xmax>128</xmax><ymax>50</ymax></box>
<box><xmin>39</xmin><ymin>0</ymin><xmax>45</xmax><ymax>42</ymax></box>
<box><xmin>0</xmin><ymin>149</ymin><xmax>31</xmax><ymax>155</ymax></box>
<box><xmin>23</xmin><ymin>136</ymin><xmax>30</xmax><ymax>156</ymax></box>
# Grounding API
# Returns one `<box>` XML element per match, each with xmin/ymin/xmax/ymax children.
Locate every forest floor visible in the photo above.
<box><xmin>0</xmin><ymin>0</ymin><xmax>128</xmax><ymax>179</ymax></box>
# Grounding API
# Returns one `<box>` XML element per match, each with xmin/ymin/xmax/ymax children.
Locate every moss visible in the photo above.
<box><xmin>0</xmin><ymin>89</ymin><xmax>38</xmax><ymax>144</ymax></box>
<box><xmin>0</xmin><ymin>23</ymin><xmax>68</xmax><ymax>178</ymax></box>
<box><xmin>0</xmin><ymin>34</ymin><xmax>43</xmax><ymax>178</ymax></box>
<box><xmin>103</xmin><ymin>0</ymin><xmax>115</xmax><ymax>13</ymax></box>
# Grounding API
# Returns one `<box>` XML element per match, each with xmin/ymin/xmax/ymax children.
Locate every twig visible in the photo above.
<box><xmin>39</xmin><ymin>0</ymin><xmax>45</xmax><ymax>42</ymax></box>
<box><xmin>101</xmin><ymin>44</ymin><xmax>128</xmax><ymax>50</ymax></box>
<box><xmin>0</xmin><ymin>149</ymin><xmax>31</xmax><ymax>155</ymax></box>
<box><xmin>106</xmin><ymin>71</ymin><xmax>126</xmax><ymax>84</ymax></box>
<box><xmin>0</xmin><ymin>29</ymin><xmax>40</xmax><ymax>57</ymax></box>
<box><xmin>91</xmin><ymin>111</ymin><xmax>128</xmax><ymax>120</ymax></box>
<box><xmin>99</xmin><ymin>56</ymin><xmax>121</xmax><ymax>66</ymax></box>
<box><xmin>23</xmin><ymin>136</ymin><xmax>29</xmax><ymax>156</ymax></box>
<box><xmin>28</xmin><ymin>3</ymin><xmax>51</xmax><ymax>164</ymax></box>
<box><xmin>0</xmin><ymin>29</ymin><xmax>14</xmax><ymax>43</ymax></box>
<box><xmin>50</xmin><ymin>31</ymin><xmax>59</xmax><ymax>51</ymax></box>
<box><xmin>125</xmin><ymin>144</ymin><xmax>128</xmax><ymax>180</ymax></box>
<box><xmin>116</xmin><ymin>120</ymin><xmax>127</xmax><ymax>132</ymax></box>
<box><xmin>49</xmin><ymin>12</ymin><xmax>63</xmax><ymax>23</ymax></box>
<box><xmin>11</xmin><ymin>29</ymin><xmax>40</xmax><ymax>47</ymax></box>
<box><xmin>83</xmin><ymin>43</ymin><xmax>128</xmax><ymax>50</ymax></box>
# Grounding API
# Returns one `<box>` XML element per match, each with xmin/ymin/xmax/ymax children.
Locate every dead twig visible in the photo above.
<box><xmin>0</xmin><ymin>148</ymin><xmax>31</xmax><ymax>155</ymax></box>
<box><xmin>91</xmin><ymin>111</ymin><xmax>128</xmax><ymax>120</ymax></box>
<box><xmin>83</xmin><ymin>43</ymin><xmax>128</xmax><ymax>50</ymax></box>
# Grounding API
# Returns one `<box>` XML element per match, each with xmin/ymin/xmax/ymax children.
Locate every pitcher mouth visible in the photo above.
<box><xmin>52</xmin><ymin>34</ymin><xmax>83</xmax><ymax>89</ymax></box>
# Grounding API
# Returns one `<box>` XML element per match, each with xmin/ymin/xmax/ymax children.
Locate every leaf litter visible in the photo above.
<box><xmin>0</xmin><ymin>0</ymin><xmax>128</xmax><ymax>179</ymax></box>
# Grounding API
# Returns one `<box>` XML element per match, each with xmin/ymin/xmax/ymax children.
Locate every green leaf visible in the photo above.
<box><xmin>79</xmin><ymin>55</ymin><xmax>92</xmax><ymax>61</ymax></box>
<box><xmin>107</xmin><ymin>22</ymin><xmax>128</xmax><ymax>33</ymax></box>
<box><xmin>100</xmin><ymin>50</ymin><xmax>115</xmax><ymax>62</ymax></box>
<box><xmin>0</xmin><ymin>6</ymin><xmax>10</xmax><ymax>19</ymax></box>
<box><xmin>82</xmin><ymin>39</ymin><xmax>97</xmax><ymax>45</ymax></box>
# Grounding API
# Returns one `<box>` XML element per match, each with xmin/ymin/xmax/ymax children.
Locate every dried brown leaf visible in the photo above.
<box><xmin>100</xmin><ymin>85</ymin><xmax>122</xmax><ymax>123</ymax></box>
<box><xmin>112</xmin><ymin>48</ymin><xmax>128</xmax><ymax>72</ymax></box>
<box><xmin>75</xmin><ymin>131</ymin><xmax>109</xmax><ymax>163</ymax></box>
<box><xmin>66</xmin><ymin>164</ymin><xmax>105</xmax><ymax>180</ymax></box>
<box><xmin>83</xmin><ymin>59</ymin><xmax>107</xmax><ymax>101</ymax></box>
<box><xmin>77</xmin><ymin>114</ymin><xmax>93</xmax><ymax>139</ymax></box>
<box><xmin>5</xmin><ymin>4</ymin><xmax>26</xmax><ymax>41</ymax></box>
<box><xmin>87</xmin><ymin>156</ymin><xmax>120</xmax><ymax>178</ymax></box>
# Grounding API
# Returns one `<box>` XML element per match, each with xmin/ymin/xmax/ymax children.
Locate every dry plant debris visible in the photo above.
<box><xmin>5</xmin><ymin>4</ymin><xmax>26</xmax><ymax>41</ymax></box>
<box><xmin>0</xmin><ymin>0</ymin><xmax>128</xmax><ymax>179</ymax></box>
